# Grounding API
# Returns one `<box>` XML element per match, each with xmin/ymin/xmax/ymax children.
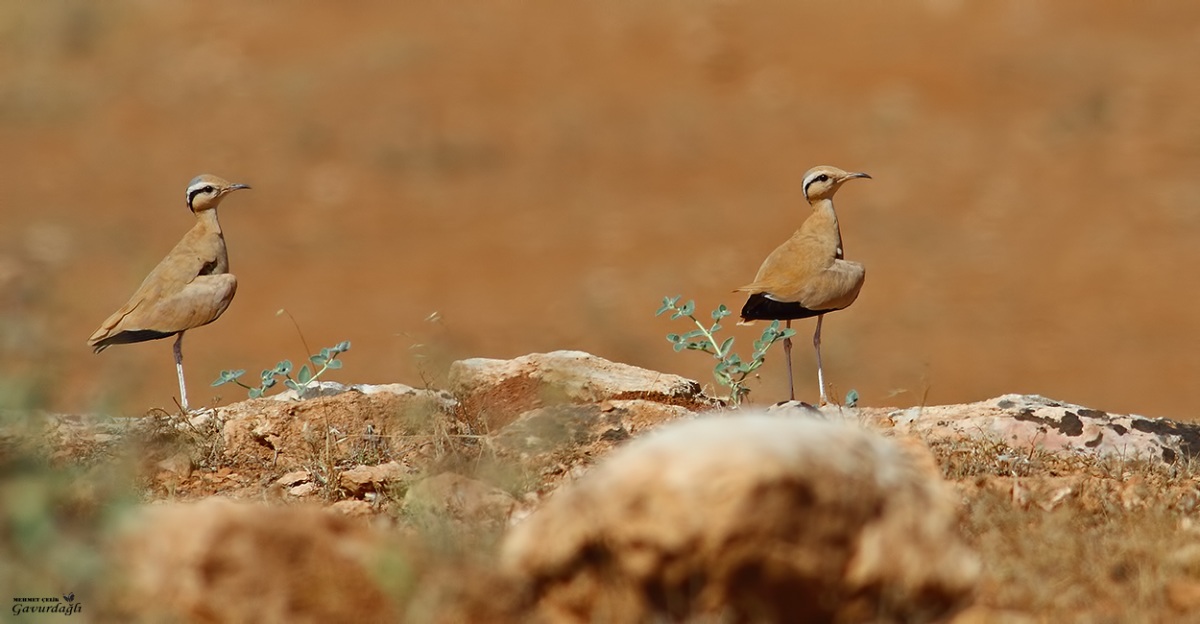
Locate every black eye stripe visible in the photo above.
<box><xmin>186</xmin><ymin>185</ymin><xmax>215</xmax><ymax>208</ymax></box>
<box><xmin>803</xmin><ymin>173</ymin><xmax>830</xmax><ymax>197</ymax></box>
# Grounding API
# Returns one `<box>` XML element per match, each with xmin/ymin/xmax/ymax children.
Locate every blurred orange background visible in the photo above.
<box><xmin>3</xmin><ymin>2</ymin><xmax>1198</xmax><ymax>419</ymax></box>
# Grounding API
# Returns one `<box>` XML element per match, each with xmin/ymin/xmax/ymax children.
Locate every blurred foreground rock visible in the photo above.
<box><xmin>405</xmin><ymin>472</ymin><xmax>516</xmax><ymax>528</ymax></box>
<box><xmin>502</xmin><ymin>414</ymin><xmax>981</xmax><ymax>623</ymax></box>
<box><xmin>106</xmin><ymin>499</ymin><xmax>398</xmax><ymax>623</ymax></box>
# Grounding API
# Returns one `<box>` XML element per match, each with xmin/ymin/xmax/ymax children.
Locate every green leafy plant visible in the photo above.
<box><xmin>655</xmin><ymin>295</ymin><xmax>794</xmax><ymax>406</ymax></box>
<box><xmin>211</xmin><ymin>341</ymin><xmax>351</xmax><ymax>399</ymax></box>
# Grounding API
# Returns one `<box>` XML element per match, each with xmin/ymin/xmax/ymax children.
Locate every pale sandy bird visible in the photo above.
<box><xmin>88</xmin><ymin>175</ymin><xmax>251</xmax><ymax>411</ymax></box>
<box><xmin>736</xmin><ymin>165</ymin><xmax>871</xmax><ymax>405</ymax></box>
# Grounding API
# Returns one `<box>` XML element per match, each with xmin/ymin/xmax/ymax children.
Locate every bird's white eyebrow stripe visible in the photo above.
<box><xmin>186</xmin><ymin>184</ymin><xmax>211</xmax><ymax>208</ymax></box>
<box><xmin>802</xmin><ymin>171</ymin><xmax>824</xmax><ymax>200</ymax></box>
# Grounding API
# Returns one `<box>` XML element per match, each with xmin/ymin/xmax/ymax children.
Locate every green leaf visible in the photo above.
<box><xmin>845</xmin><ymin>389</ymin><xmax>860</xmax><ymax>408</ymax></box>
<box><xmin>276</xmin><ymin>360</ymin><xmax>293</xmax><ymax>376</ymax></box>
<box><xmin>310</xmin><ymin>354</ymin><xmax>328</xmax><ymax>367</ymax></box>
<box><xmin>248</xmin><ymin>388</ymin><xmax>263</xmax><ymax>399</ymax></box>
<box><xmin>262</xmin><ymin>378</ymin><xmax>277</xmax><ymax>389</ymax></box>
<box><xmin>284</xmin><ymin>379</ymin><xmax>300</xmax><ymax>392</ymax></box>
<box><xmin>334</xmin><ymin>341</ymin><xmax>351</xmax><ymax>353</ymax></box>
<box><xmin>712</xmin><ymin>304</ymin><xmax>730</xmax><ymax>320</ymax></box>
<box><xmin>679</xmin><ymin>300</ymin><xmax>695</xmax><ymax>316</ymax></box>
<box><xmin>718</xmin><ymin>337</ymin><xmax>734</xmax><ymax>357</ymax></box>
<box><xmin>656</xmin><ymin>295</ymin><xmax>681</xmax><ymax>316</ymax></box>
<box><xmin>779</xmin><ymin>328</ymin><xmax>796</xmax><ymax>339</ymax></box>
<box><xmin>672</xmin><ymin>342</ymin><xmax>686</xmax><ymax>352</ymax></box>
<box><xmin>297</xmin><ymin>365</ymin><xmax>313</xmax><ymax>385</ymax></box>
<box><xmin>680</xmin><ymin>329</ymin><xmax>705</xmax><ymax>341</ymax></box>
<box><xmin>666</xmin><ymin>333</ymin><xmax>682</xmax><ymax>343</ymax></box>
<box><xmin>261</xmin><ymin>369</ymin><xmax>275</xmax><ymax>382</ymax></box>
<box><xmin>212</xmin><ymin>369</ymin><xmax>244</xmax><ymax>386</ymax></box>
<box><xmin>325</xmin><ymin>359</ymin><xmax>343</xmax><ymax>370</ymax></box>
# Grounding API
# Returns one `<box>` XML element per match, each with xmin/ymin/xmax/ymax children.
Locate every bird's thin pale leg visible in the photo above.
<box><xmin>784</xmin><ymin>319</ymin><xmax>795</xmax><ymax>401</ymax></box>
<box><xmin>813</xmin><ymin>314</ymin><xmax>827</xmax><ymax>405</ymax></box>
<box><xmin>173</xmin><ymin>332</ymin><xmax>189</xmax><ymax>411</ymax></box>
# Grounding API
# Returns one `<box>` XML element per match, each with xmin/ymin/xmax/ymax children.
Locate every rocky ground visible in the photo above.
<box><xmin>5</xmin><ymin>351</ymin><xmax>1200</xmax><ymax>622</ymax></box>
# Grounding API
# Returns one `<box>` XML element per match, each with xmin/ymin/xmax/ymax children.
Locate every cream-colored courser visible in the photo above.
<box><xmin>736</xmin><ymin>165</ymin><xmax>870</xmax><ymax>405</ymax></box>
<box><xmin>88</xmin><ymin>174</ymin><xmax>250</xmax><ymax>411</ymax></box>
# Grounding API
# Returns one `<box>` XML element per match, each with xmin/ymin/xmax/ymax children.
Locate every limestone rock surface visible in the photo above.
<box><xmin>449</xmin><ymin>350</ymin><xmax>708</xmax><ymax>430</ymax></box>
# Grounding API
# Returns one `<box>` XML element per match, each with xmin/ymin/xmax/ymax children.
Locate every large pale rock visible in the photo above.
<box><xmin>449</xmin><ymin>350</ymin><xmax>708</xmax><ymax>430</ymax></box>
<box><xmin>768</xmin><ymin>394</ymin><xmax>1200</xmax><ymax>465</ymax></box>
<box><xmin>106</xmin><ymin>499</ymin><xmax>397</xmax><ymax>622</ymax></box>
<box><xmin>883</xmin><ymin>394</ymin><xmax>1200</xmax><ymax>464</ymax></box>
<box><xmin>502</xmin><ymin>414</ymin><xmax>979</xmax><ymax>623</ymax></box>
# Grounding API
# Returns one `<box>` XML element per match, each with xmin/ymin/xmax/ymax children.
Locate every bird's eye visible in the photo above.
<box><xmin>203</xmin><ymin>185</ymin><xmax>215</xmax><ymax>194</ymax></box>
<box><xmin>816</xmin><ymin>174</ymin><xmax>829</xmax><ymax>183</ymax></box>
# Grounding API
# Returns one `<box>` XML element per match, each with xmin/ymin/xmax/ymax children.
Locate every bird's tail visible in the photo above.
<box><xmin>739</xmin><ymin>293</ymin><xmax>826</xmax><ymax>322</ymax></box>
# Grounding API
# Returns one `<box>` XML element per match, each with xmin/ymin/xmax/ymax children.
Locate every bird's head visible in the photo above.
<box><xmin>186</xmin><ymin>174</ymin><xmax>251</xmax><ymax>213</ymax></box>
<box><xmin>801</xmin><ymin>166</ymin><xmax>871</xmax><ymax>202</ymax></box>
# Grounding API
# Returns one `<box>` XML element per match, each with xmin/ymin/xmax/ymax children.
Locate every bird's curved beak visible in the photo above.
<box><xmin>227</xmin><ymin>183</ymin><xmax>252</xmax><ymax>192</ymax></box>
<box><xmin>846</xmin><ymin>172</ymin><xmax>871</xmax><ymax>180</ymax></box>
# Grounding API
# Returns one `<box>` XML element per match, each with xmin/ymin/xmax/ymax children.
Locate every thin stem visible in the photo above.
<box><xmin>277</xmin><ymin>308</ymin><xmax>313</xmax><ymax>366</ymax></box>
<box><xmin>302</xmin><ymin>354</ymin><xmax>341</xmax><ymax>388</ymax></box>
<box><xmin>687</xmin><ymin>314</ymin><xmax>726</xmax><ymax>358</ymax></box>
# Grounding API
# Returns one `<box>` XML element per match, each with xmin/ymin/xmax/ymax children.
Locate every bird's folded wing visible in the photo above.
<box><xmin>88</xmin><ymin>228</ymin><xmax>225</xmax><ymax>343</ymax></box>
<box><xmin>88</xmin><ymin>247</ymin><xmax>230</xmax><ymax>346</ymax></box>
<box><xmin>122</xmin><ymin>274</ymin><xmax>238</xmax><ymax>333</ymax></box>
<box><xmin>791</xmin><ymin>260</ymin><xmax>865</xmax><ymax>311</ymax></box>
<box><xmin>736</xmin><ymin>259</ymin><xmax>864</xmax><ymax>310</ymax></box>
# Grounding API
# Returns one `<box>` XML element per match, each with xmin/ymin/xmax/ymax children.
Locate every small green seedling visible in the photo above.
<box><xmin>655</xmin><ymin>295</ymin><xmax>794</xmax><ymax>406</ymax></box>
<box><xmin>844</xmin><ymin>388</ymin><xmax>859</xmax><ymax>408</ymax></box>
<box><xmin>212</xmin><ymin>341</ymin><xmax>351</xmax><ymax>399</ymax></box>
